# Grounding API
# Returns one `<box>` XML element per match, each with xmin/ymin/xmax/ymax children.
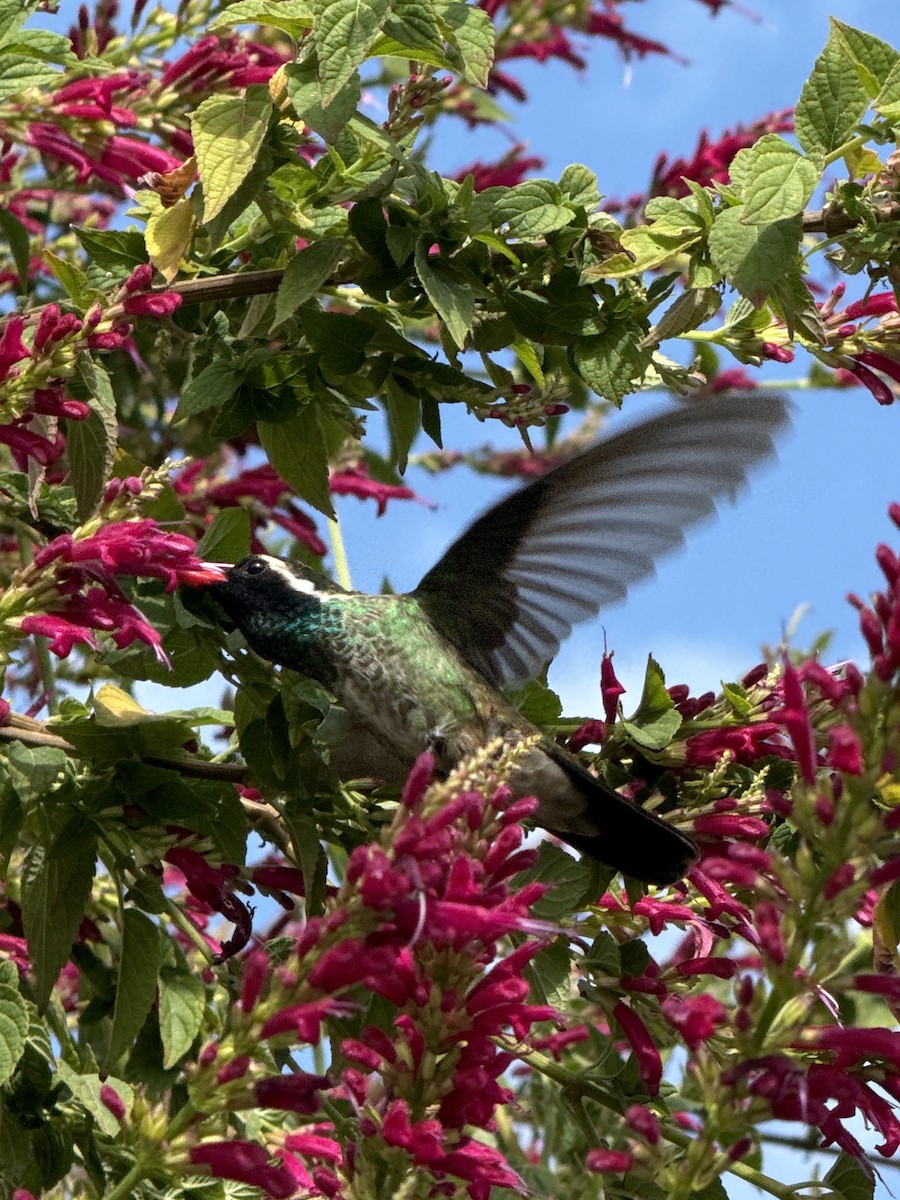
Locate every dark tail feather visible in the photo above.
<box><xmin>546</xmin><ymin>748</ymin><xmax>698</xmax><ymax>886</ymax></box>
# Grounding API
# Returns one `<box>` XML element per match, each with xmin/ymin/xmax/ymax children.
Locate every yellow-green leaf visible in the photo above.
<box><xmin>192</xmin><ymin>89</ymin><xmax>273</xmax><ymax>224</ymax></box>
<box><xmin>146</xmin><ymin>198</ymin><xmax>195</xmax><ymax>282</ymax></box>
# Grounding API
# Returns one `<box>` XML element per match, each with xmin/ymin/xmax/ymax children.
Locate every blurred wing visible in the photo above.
<box><xmin>413</xmin><ymin>393</ymin><xmax>789</xmax><ymax>689</ymax></box>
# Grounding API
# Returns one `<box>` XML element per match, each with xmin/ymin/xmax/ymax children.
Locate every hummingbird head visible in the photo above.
<box><xmin>196</xmin><ymin>555</ymin><xmax>345</xmax><ymax>678</ymax></box>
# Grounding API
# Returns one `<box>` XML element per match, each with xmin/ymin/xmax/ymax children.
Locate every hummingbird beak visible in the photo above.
<box><xmin>179</xmin><ymin>561</ymin><xmax>231</xmax><ymax>587</ymax></box>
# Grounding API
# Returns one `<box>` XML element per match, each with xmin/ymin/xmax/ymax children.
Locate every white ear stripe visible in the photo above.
<box><xmin>262</xmin><ymin>556</ymin><xmax>319</xmax><ymax>596</ymax></box>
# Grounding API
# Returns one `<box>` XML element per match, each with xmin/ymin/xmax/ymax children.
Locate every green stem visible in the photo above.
<box><xmin>328</xmin><ymin>514</ymin><xmax>352</xmax><ymax>590</ymax></box>
<box><xmin>162</xmin><ymin>896</ymin><xmax>216</xmax><ymax>962</ymax></box>
<box><xmin>102</xmin><ymin>1160</ymin><xmax>150</xmax><ymax>1200</ymax></box>
<box><xmin>662</xmin><ymin>1124</ymin><xmax>795</xmax><ymax>1200</ymax></box>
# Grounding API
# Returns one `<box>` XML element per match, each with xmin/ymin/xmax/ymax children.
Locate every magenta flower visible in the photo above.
<box><xmin>827</xmin><ymin>724</ymin><xmax>864</xmax><ymax>774</ymax></box>
<box><xmin>35</xmin><ymin>520</ymin><xmax>219</xmax><ymax>592</ymax></box>
<box><xmin>189</xmin><ymin>1141</ymin><xmax>297</xmax><ymax>1199</ymax></box>
<box><xmin>0</xmin><ymin>315</ymin><xmax>30</xmax><ymax>379</ymax></box>
<box><xmin>613</xmin><ymin>1001</ymin><xmax>662</xmax><ymax>1095</ymax></box>
<box><xmin>661</xmin><ymin>993</ymin><xmax>727</xmax><ymax>1048</ymax></box>
<box><xmin>329</xmin><ymin>462</ymin><xmax>431</xmax><ymax>516</ymax></box>
<box><xmin>253</xmin><ymin>1070</ymin><xmax>331</xmax><ymax>1114</ymax></box>
<box><xmin>601</xmin><ymin>651</ymin><xmax>626</xmax><ymax>724</ymax></box>
<box><xmin>586</xmin><ymin>1147</ymin><xmax>633</xmax><ymax>1172</ymax></box>
<box><xmin>122</xmin><ymin>291</ymin><xmax>183</xmax><ymax>318</ymax></box>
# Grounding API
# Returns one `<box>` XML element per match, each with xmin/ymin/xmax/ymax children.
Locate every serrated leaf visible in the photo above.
<box><xmin>21</xmin><ymin>822</ymin><xmax>97</xmax><ymax>1011</ymax></box>
<box><xmin>145</xmin><ymin>198</ymin><xmax>195</xmax><ymax>282</ymax></box>
<box><xmin>159</xmin><ymin>966</ymin><xmax>205</xmax><ymax>1068</ymax></box>
<box><xmin>196</xmin><ymin>507</ymin><xmax>252</xmax><ymax>563</ymax></box>
<box><xmin>517</xmin><ymin>842</ymin><xmax>609</xmax><ymax>920</ymax></box>
<box><xmin>559</xmin><ymin>163</ymin><xmax>601</xmax><ymax>208</ymax></box>
<box><xmin>0</xmin><ymin>984</ymin><xmax>28</xmax><ymax>1086</ymax></box>
<box><xmin>874</xmin><ymin>58</ymin><xmax>900</xmax><ymax>120</ymax></box>
<box><xmin>374</xmin><ymin>0</ymin><xmax>447</xmax><ymax>63</ymax></box>
<box><xmin>274</xmin><ymin>238</ymin><xmax>344</xmax><ymax>326</ymax></box>
<box><xmin>67</xmin><ymin>403</ymin><xmax>118</xmax><ymax>520</ymax></box>
<box><xmin>620</xmin><ymin>656</ymin><xmax>682</xmax><ymax>751</ymax></box>
<box><xmin>823</xmin><ymin>1151</ymin><xmax>875</xmax><ymax>1200</ymax></box>
<box><xmin>493</xmin><ymin>179</ymin><xmax>575</xmax><ymax>238</ymax></box>
<box><xmin>414</xmin><ymin>239</ymin><xmax>475</xmax><ymax>349</ymax></box>
<box><xmin>526</xmin><ymin>937</ymin><xmax>571</xmax><ymax>1010</ymax></box>
<box><xmin>731</xmin><ymin>135</ymin><xmax>819</xmax><ymax>225</ymax></box>
<box><xmin>312</xmin><ymin>0</ymin><xmax>390</xmax><ymax>104</ymax></box>
<box><xmin>831</xmin><ymin>19</ymin><xmax>899</xmax><ymax>98</ymax></box>
<box><xmin>43</xmin><ymin>250</ymin><xmax>87</xmax><ymax>302</ymax></box>
<box><xmin>574</xmin><ymin>322</ymin><xmax>649</xmax><ymax>406</ymax></box>
<box><xmin>172</xmin><ymin>360</ymin><xmax>242</xmax><ymax>424</ymax></box>
<box><xmin>285</xmin><ymin>59</ymin><xmax>361</xmax><ymax>141</ymax></box>
<box><xmin>795</xmin><ymin>28</ymin><xmax>869</xmax><ymax>158</ymax></box>
<box><xmin>441</xmin><ymin>0</ymin><xmax>494</xmax><ymax>88</ymax></box>
<box><xmin>0</xmin><ymin>53</ymin><xmax>61</xmax><ymax>99</ymax></box>
<box><xmin>105</xmin><ymin>909</ymin><xmax>162</xmax><ymax>1070</ymax></box>
<box><xmin>511</xmin><ymin>336</ymin><xmax>544</xmax><ymax>386</ymax></box>
<box><xmin>259</xmin><ymin>406</ymin><xmax>334</xmax><ymax>519</ymax></box>
<box><xmin>192</xmin><ymin>89</ymin><xmax>273</xmax><ymax>224</ymax></box>
<box><xmin>56</xmin><ymin>1063</ymin><xmax>134</xmax><ymax>1137</ymax></box>
<box><xmin>707</xmin><ymin>207</ymin><xmax>800</xmax><ymax>307</ymax></box>
<box><xmin>210</xmin><ymin>0</ymin><xmax>314</xmax><ymax>37</ymax></box>
<box><xmin>2</xmin><ymin>742</ymin><xmax>69</xmax><ymax>806</ymax></box>
<box><xmin>75</xmin><ymin>227</ymin><xmax>147</xmax><ymax>273</ymax></box>
<box><xmin>78</xmin><ymin>353</ymin><xmax>115</xmax><ymax>412</ymax></box>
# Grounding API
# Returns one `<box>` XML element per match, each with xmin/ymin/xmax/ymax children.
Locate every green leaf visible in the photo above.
<box><xmin>159</xmin><ymin>966</ymin><xmax>205</xmax><ymax>1068</ymax></box>
<box><xmin>56</xmin><ymin>1063</ymin><xmax>134</xmax><ymax>1138</ymax></box>
<box><xmin>192</xmin><ymin>88</ymin><xmax>273</xmax><ymax>224</ymax></box>
<box><xmin>794</xmin><ymin>27</ymin><xmax>869</xmax><ymax>157</ymax></box>
<box><xmin>707</xmin><ymin>208</ymin><xmax>800</xmax><ymax>307</ymax></box>
<box><xmin>75</xmin><ymin>227</ymin><xmax>148</xmax><ymax>273</ymax></box>
<box><xmin>382</xmin><ymin>377</ymin><xmax>420</xmax><ymax>473</ymax></box>
<box><xmin>145</xmin><ymin>197</ymin><xmax>195</xmax><ymax>282</ymax></box>
<box><xmin>209</xmin><ymin>0</ymin><xmax>314</xmax><ymax>38</ymax></box>
<box><xmin>526</xmin><ymin>937</ymin><xmax>571</xmax><ymax>1010</ymax></box>
<box><xmin>21</xmin><ymin>821</ymin><xmax>97</xmax><ymax>1011</ymax></box>
<box><xmin>731</xmin><ymin>135</ymin><xmax>819</xmax><ymax>225</ymax></box>
<box><xmin>196</xmin><ymin>507</ymin><xmax>252</xmax><ymax>563</ymax></box>
<box><xmin>312</xmin><ymin>0</ymin><xmax>390</xmax><ymax>104</ymax></box>
<box><xmin>492</xmin><ymin>179</ymin><xmax>575</xmax><ymax>239</ymax></box>
<box><xmin>0</xmin><ymin>983</ymin><xmax>28</xmax><ymax>1086</ymax></box>
<box><xmin>517</xmin><ymin>842</ymin><xmax>610</xmax><ymax>920</ymax></box>
<box><xmin>105</xmin><ymin>909</ymin><xmax>162</xmax><ymax>1070</ymax></box>
<box><xmin>274</xmin><ymin>238</ymin><xmax>344</xmax><ymax>326</ymax></box>
<box><xmin>67</xmin><ymin>403</ymin><xmax>118</xmax><ymax>520</ymax></box>
<box><xmin>645</xmin><ymin>287</ymin><xmax>721</xmax><ymax>346</ymax></box>
<box><xmin>620</xmin><ymin>656</ymin><xmax>682</xmax><ymax>751</ymax></box>
<box><xmin>2</xmin><ymin>743</ymin><xmax>69</xmax><ymax>807</ymax></box>
<box><xmin>559</xmin><ymin>163</ymin><xmax>601</xmax><ymax>209</ymax></box>
<box><xmin>301</xmin><ymin>307</ymin><xmax>374</xmax><ymax>375</ymax></box>
<box><xmin>259</xmin><ymin>406</ymin><xmax>335</xmax><ymax>519</ymax></box>
<box><xmin>77</xmin><ymin>353</ymin><xmax>115</xmax><ymax>413</ymax></box>
<box><xmin>172</xmin><ymin>360</ymin><xmax>243</xmax><ymax>424</ymax></box>
<box><xmin>0</xmin><ymin>207</ymin><xmax>31</xmax><ymax>288</ymax></box>
<box><xmin>512</xmin><ymin>676</ymin><xmax>563</xmax><ymax>727</ymax></box>
<box><xmin>414</xmin><ymin>239</ymin><xmax>475</xmax><ymax>349</ymax></box>
<box><xmin>43</xmin><ymin>250</ymin><xmax>87</xmax><ymax>303</ymax></box>
<box><xmin>285</xmin><ymin>59</ymin><xmax>361</xmax><ymax>141</ymax></box>
<box><xmin>722</xmin><ymin>682</ymin><xmax>752</xmax><ymax>719</ymax></box>
<box><xmin>823</xmin><ymin>1151</ymin><xmax>875</xmax><ymax>1200</ymax></box>
<box><xmin>374</xmin><ymin>0</ymin><xmax>448</xmax><ymax>64</ymax></box>
<box><xmin>441</xmin><ymin>0</ymin><xmax>494</xmax><ymax>88</ymax></box>
<box><xmin>574</xmin><ymin>321</ymin><xmax>650</xmax><ymax>406</ymax></box>
<box><xmin>831</xmin><ymin>19</ymin><xmax>899</xmax><ymax>98</ymax></box>
<box><xmin>0</xmin><ymin>53</ymin><xmax>61</xmax><ymax>99</ymax></box>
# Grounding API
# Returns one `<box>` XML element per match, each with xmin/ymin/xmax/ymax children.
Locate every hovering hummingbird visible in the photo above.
<box><xmin>197</xmin><ymin>394</ymin><xmax>788</xmax><ymax>885</ymax></box>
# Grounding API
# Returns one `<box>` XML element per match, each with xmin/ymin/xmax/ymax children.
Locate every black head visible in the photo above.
<box><xmin>208</xmin><ymin>555</ymin><xmax>336</xmax><ymax>624</ymax></box>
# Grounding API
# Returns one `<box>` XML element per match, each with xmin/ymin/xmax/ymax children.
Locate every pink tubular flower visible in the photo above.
<box><xmin>0</xmin><ymin>316</ymin><xmax>30</xmax><ymax>379</ymax></box>
<box><xmin>253</xmin><ymin>1070</ymin><xmax>330</xmax><ymax>1114</ymax></box>
<box><xmin>827</xmin><ymin>724</ymin><xmax>864</xmax><ymax>774</ymax></box>
<box><xmin>259</xmin><ymin>998</ymin><xmax>351</xmax><ymax>1043</ymax></box>
<box><xmin>35</xmin><ymin>520</ymin><xmax>218</xmax><ymax>592</ymax></box>
<box><xmin>601</xmin><ymin>651</ymin><xmax>625</xmax><ymax>724</ymax></box>
<box><xmin>693</xmin><ymin>813</ymin><xmax>770</xmax><ymax>840</ymax></box>
<box><xmin>122</xmin><ymin>291</ymin><xmax>183</xmax><ymax>318</ymax></box>
<box><xmin>189</xmin><ymin>1141</ymin><xmax>297</xmax><ymax>1199</ymax></box>
<box><xmin>625</xmin><ymin>1103</ymin><xmax>660</xmax><ymax>1144</ymax></box>
<box><xmin>661</xmin><ymin>993</ymin><xmax>727</xmax><ymax>1049</ymax></box>
<box><xmin>586</xmin><ymin>1147</ymin><xmax>633</xmax><ymax>1172</ymax></box>
<box><xmin>99</xmin><ymin>1084</ymin><xmax>126</xmax><ymax>1121</ymax></box>
<box><xmin>613</xmin><ymin>1001</ymin><xmax>662</xmax><ymax>1095</ymax></box>
<box><xmin>775</xmin><ymin>660</ymin><xmax>817</xmax><ymax>784</ymax></box>
<box><xmin>329</xmin><ymin>462</ymin><xmax>431</xmax><ymax>516</ymax></box>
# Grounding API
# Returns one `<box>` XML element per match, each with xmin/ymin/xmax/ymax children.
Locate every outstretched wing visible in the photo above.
<box><xmin>413</xmin><ymin>393</ymin><xmax>789</xmax><ymax>689</ymax></box>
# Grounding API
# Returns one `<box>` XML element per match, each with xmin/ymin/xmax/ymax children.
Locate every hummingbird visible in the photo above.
<box><xmin>197</xmin><ymin>394</ymin><xmax>788</xmax><ymax>885</ymax></box>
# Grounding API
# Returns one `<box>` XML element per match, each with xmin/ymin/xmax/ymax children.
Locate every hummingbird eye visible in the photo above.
<box><xmin>243</xmin><ymin>558</ymin><xmax>267</xmax><ymax>577</ymax></box>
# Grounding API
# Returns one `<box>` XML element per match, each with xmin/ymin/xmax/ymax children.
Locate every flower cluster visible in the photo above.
<box><xmin>3</xmin><ymin>520</ymin><xmax>220</xmax><ymax>664</ymax></box>
<box><xmin>181</xmin><ymin>747</ymin><xmax>555</xmax><ymax>1200</ymax></box>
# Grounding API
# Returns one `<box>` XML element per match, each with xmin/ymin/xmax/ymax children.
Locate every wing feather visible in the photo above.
<box><xmin>414</xmin><ymin>393</ymin><xmax>789</xmax><ymax>688</ymax></box>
